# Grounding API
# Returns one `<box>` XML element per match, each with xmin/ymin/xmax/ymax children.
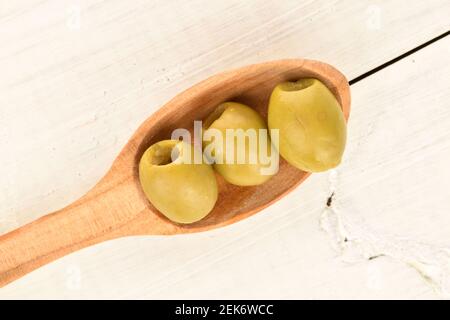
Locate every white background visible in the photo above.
<box><xmin>0</xmin><ymin>0</ymin><xmax>450</xmax><ymax>299</ymax></box>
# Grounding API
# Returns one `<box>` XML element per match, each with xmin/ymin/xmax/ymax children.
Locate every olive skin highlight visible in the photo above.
<box><xmin>139</xmin><ymin>140</ymin><xmax>218</xmax><ymax>224</ymax></box>
<box><xmin>268</xmin><ymin>78</ymin><xmax>347</xmax><ymax>172</ymax></box>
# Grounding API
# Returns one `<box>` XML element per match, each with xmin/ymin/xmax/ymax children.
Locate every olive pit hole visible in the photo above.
<box><xmin>151</xmin><ymin>145</ymin><xmax>180</xmax><ymax>165</ymax></box>
<box><xmin>279</xmin><ymin>78</ymin><xmax>315</xmax><ymax>92</ymax></box>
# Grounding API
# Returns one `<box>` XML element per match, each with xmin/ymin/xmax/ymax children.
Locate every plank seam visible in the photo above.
<box><xmin>349</xmin><ymin>30</ymin><xmax>450</xmax><ymax>86</ymax></box>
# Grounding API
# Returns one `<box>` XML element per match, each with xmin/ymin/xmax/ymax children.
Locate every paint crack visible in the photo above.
<box><xmin>320</xmin><ymin>169</ymin><xmax>450</xmax><ymax>297</ymax></box>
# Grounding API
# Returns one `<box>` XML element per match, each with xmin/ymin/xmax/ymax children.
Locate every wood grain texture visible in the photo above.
<box><xmin>1</xmin><ymin>0</ymin><xmax>448</xmax><ymax>235</ymax></box>
<box><xmin>0</xmin><ymin>0</ymin><xmax>449</xmax><ymax>298</ymax></box>
<box><xmin>0</xmin><ymin>59</ymin><xmax>350</xmax><ymax>287</ymax></box>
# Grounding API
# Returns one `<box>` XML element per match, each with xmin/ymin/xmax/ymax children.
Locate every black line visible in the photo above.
<box><xmin>349</xmin><ymin>30</ymin><xmax>450</xmax><ymax>86</ymax></box>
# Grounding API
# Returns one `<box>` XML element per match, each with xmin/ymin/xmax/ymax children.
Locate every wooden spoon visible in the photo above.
<box><xmin>0</xmin><ymin>59</ymin><xmax>350</xmax><ymax>287</ymax></box>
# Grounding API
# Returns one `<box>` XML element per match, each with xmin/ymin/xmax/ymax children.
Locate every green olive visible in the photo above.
<box><xmin>139</xmin><ymin>140</ymin><xmax>218</xmax><ymax>224</ymax></box>
<box><xmin>268</xmin><ymin>78</ymin><xmax>347</xmax><ymax>172</ymax></box>
<box><xmin>203</xmin><ymin>102</ymin><xmax>274</xmax><ymax>186</ymax></box>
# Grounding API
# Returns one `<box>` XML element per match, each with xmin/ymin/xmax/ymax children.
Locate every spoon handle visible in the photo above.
<box><xmin>0</xmin><ymin>174</ymin><xmax>146</xmax><ymax>287</ymax></box>
<box><xmin>0</xmin><ymin>200</ymin><xmax>114</xmax><ymax>287</ymax></box>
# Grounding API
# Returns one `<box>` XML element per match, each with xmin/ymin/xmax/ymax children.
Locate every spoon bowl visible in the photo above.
<box><xmin>0</xmin><ymin>59</ymin><xmax>350</xmax><ymax>287</ymax></box>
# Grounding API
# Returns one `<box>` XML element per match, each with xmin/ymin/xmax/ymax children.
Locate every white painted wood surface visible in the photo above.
<box><xmin>0</xmin><ymin>0</ymin><xmax>449</xmax><ymax>299</ymax></box>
